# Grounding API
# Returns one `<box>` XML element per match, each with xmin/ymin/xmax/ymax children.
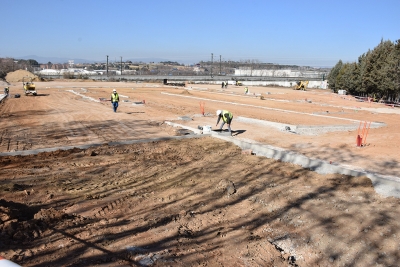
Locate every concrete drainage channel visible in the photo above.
<box><xmin>0</xmin><ymin>121</ymin><xmax>398</xmax><ymax>198</ymax></box>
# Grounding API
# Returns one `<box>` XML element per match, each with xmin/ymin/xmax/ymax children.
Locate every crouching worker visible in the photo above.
<box><xmin>216</xmin><ymin>109</ymin><xmax>233</xmax><ymax>136</ymax></box>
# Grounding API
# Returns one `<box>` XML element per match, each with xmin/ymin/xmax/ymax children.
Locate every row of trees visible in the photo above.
<box><xmin>328</xmin><ymin>39</ymin><xmax>400</xmax><ymax>101</ymax></box>
<box><xmin>198</xmin><ymin>59</ymin><xmax>324</xmax><ymax>71</ymax></box>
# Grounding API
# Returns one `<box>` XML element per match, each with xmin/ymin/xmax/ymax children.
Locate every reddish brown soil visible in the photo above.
<box><xmin>1</xmin><ymin>80</ymin><xmax>400</xmax><ymax>267</ymax></box>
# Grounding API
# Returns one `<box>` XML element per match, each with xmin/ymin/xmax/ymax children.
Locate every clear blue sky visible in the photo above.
<box><xmin>2</xmin><ymin>0</ymin><xmax>399</xmax><ymax>67</ymax></box>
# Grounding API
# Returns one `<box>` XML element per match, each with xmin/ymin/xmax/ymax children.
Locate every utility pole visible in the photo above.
<box><xmin>106</xmin><ymin>55</ymin><xmax>109</xmax><ymax>77</ymax></box>
<box><xmin>219</xmin><ymin>55</ymin><xmax>221</xmax><ymax>75</ymax></box>
<box><xmin>211</xmin><ymin>53</ymin><xmax>213</xmax><ymax>78</ymax></box>
<box><xmin>120</xmin><ymin>56</ymin><xmax>122</xmax><ymax>75</ymax></box>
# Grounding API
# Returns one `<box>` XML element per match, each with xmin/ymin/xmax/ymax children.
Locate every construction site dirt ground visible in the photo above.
<box><xmin>1</xmin><ymin>79</ymin><xmax>400</xmax><ymax>267</ymax></box>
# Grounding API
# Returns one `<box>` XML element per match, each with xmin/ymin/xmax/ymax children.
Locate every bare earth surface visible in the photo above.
<box><xmin>1</xmin><ymin>78</ymin><xmax>400</xmax><ymax>267</ymax></box>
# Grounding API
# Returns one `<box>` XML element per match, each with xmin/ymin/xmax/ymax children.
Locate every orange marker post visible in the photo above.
<box><xmin>362</xmin><ymin>121</ymin><xmax>371</xmax><ymax>146</ymax></box>
<box><xmin>356</xmin><ymin>121</ymin><xmax>362</xmax><ymax>146</ymax></box>
<box><xmin>199</xmin><ymin>101</ymin><xmax>205</xmax><ymax>116</ymax></box>
<box><xmin>356</xmin><ymin>121</ymin><xmax>371</xmax><ymax>147</ymax></box>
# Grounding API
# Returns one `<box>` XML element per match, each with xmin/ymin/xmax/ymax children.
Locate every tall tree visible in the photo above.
<box><xmin>388</xmin><ymin>39</ymin><xmax>400</xmax><ymax>100</ymax></box>
<box><xmin>336</xmin><ymin>63</ymin><xmax>349</xmax><ymax>90</ymax></box>
<box><xmin>362</xmin><ymin>39</ymin><xmax>393</xmax><ymax>98</ymax></box>
<box><xmin>327</xmin><ymin>60</ymin><xmax>343</xmax><ymax>92</ymax></box>
<box><xmin>336</xmin><ymin>62</ymin><xmax>358</xmax><ymax>94</ymax></box>
<box><xmin>27</xmin><ymin>59</ymin><xmax>39</xmax><ymax>66</ymax></box>
<box><xmin>356</xmin><ymin>53</ymin><xmax>368</xmax><ymax>95</ymax></box>
<box><xmin>380</xmin><ymin>42</ymin><xmax>397</xmax><ymax>100</ymax></box>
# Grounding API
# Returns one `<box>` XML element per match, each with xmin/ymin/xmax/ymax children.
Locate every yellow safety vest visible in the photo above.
<box><xmin>221</xmin><ymin>110</ymin><xmax>232</xmax><ymax>123</ymax></box>
<box><xmin>111</xmin><ymin>93</ymin><xmax>119</xmax><ymax>102</ymax></box>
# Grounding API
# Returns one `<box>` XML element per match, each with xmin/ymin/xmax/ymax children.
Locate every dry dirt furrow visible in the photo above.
<box><xmin>2</xmin><ymin>137</ymin><xmax>400</xmax><ymax>267</ymax></box>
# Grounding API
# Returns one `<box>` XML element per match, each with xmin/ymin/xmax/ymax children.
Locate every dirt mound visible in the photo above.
<box><xmin>5</xmin><ymin>70</ymin><xmax>40</xmax><ymax>83</ymax></box>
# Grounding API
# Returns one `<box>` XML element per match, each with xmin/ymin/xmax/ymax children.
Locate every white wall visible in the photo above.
<box><xmin>199</xmin><ymin>80</ymin><xmax>328</xmax><ymax>89</ymax></box>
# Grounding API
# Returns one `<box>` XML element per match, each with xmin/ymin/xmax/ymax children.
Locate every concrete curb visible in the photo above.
<box><xmin>221</xmin><ymin>135</ymin><xmax>400</xmax><ymax>198</ymax></box>
<box><xmin>0</xmin><ymin>135</ymin><xmax>206</xmax><ymax>157</ymax></box>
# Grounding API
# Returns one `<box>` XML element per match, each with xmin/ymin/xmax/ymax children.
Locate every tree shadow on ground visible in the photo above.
<box><xmin>232</xmin><ymin>129</ymin><xmax>246</xmax><ymax>136</ymax></box>
<box><xmin>287</xmin><ymin>142</ymin><xmax>400</xmax><ymax>177</ymax></box>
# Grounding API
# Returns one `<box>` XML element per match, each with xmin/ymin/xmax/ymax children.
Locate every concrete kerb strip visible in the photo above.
<box><xmin>164</xmin><ymin>121</ymin><xmax>203</xmax><ymax>135</ymax></box>
<box><xmin>0</xmin><ymin>135</ymin><xmax>207</xmax><ymax>157</ymax></box>
<box><xmin>0</xmin><ymin>143</ymin><xmax>103</xmax><ymax>156</ymax></box>
<box><xmin>220</xmin><ymin>135</ymin><xmax>400</xmax><ymax>198</ymax></box>
<box><xmin>234</xmin><ymin>116</ymin><xmax>295</xmax><ymax>132</ymax></box>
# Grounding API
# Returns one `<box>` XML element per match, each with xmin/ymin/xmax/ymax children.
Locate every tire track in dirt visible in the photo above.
<box><xmin>0</xmin><ymin>88</ymin><xmax>183</xmax><ymax>153</ymax></box>
<box><xmin>44</xmin><ymin>91</ymin><xmax>98</xmax><ymax>145</ymax></box>
<box><xmin>92</xmin><ymin>194</ymin><xmax>134</xmax><ymax>219</ymax></box>
<box><xmin>0</xmin><ymin>97</ymin><xmax>38</xmax><ymax>151</ymax></box>
<box><xmin>0</xmin><ymin>100</ymin><xmax>14</xmax><ymax>152</ymax></box>
<box><xmin>42</xmin><ymin>90</ymin><xmax>170</xmax><ymax>145</ymax></box>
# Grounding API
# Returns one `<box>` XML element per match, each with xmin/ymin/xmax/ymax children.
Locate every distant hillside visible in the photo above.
<box><xmin>15</xmin><ymin>55</ymin><xmax>183</xmax><ymax>65</ymax></box>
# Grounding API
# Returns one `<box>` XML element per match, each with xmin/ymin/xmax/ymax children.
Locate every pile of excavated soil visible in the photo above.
<box><xmin>5</xmin><ymin>70</ymin><xmax>40</xmax><ymax>83</ymax></box>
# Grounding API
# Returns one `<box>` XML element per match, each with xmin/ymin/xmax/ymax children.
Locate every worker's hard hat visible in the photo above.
<box><xmin>113</xmin><ymin>89</ymin><xmax>116</xmax><ymax>92</ymax></box>
<box><xmin>216</xmin><ymin>110</ymin><xmax>222</xmax><ymax>116</ymax></box>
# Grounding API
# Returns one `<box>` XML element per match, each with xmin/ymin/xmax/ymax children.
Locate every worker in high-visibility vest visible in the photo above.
<box><xmin>216</xmin><ymin>109</ymin><xmax>233</xmax><ymax>136</ymax></box>
<box><xmin>244</xmin><ymin>87</ymin><xmax>248</xmax><ymax>94</ymax></box>
<box><xmin>110</xmin><ymin>89</ymin><xmax>119</xmax><ymax>113</ymax></box>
